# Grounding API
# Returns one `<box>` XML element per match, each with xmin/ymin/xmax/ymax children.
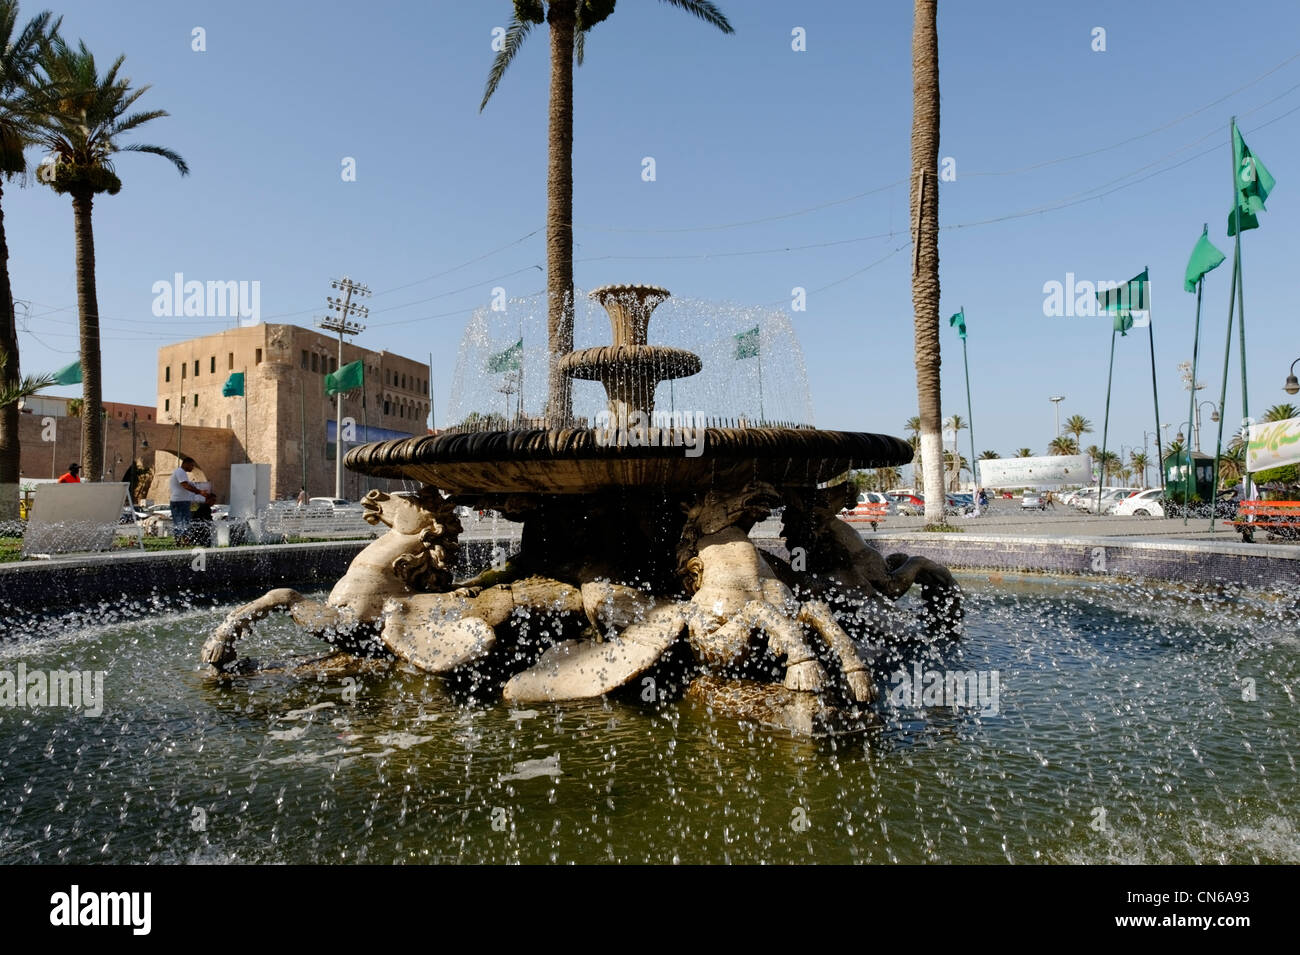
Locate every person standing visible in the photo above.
<box><xmin>296</xmin><ymin>486</ymin><xmax>309</xmax><ymax>508</ymax></box>
<box><xmin>170</xmin><ymin>457</ymin><xmax>210</xmax><ymax>543</ymax></box>
<box><xmin>57</xmin><ymin>463</ymin><xmax>81</xmax><ymax>483</ymax></box>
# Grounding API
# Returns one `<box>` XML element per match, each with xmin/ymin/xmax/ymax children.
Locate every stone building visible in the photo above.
<box><xmin>150</xmin><ymin>324</ymin><xmax>430</xmax><ymax>500</ymax></box>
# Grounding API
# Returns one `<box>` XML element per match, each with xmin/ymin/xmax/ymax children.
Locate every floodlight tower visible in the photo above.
<box><xmin>319</xmin><ymin>276</ymin><xmax>370</xmax><ymax>499</ymax></box>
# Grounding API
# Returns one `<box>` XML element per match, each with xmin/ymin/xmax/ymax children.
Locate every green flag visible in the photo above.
<box><xmin>1183</xmin><ymin>226</ymin><xmax>1225</xmax><ymax>292</ymax></box>
<box><xmin>1233</xmin><ymin>123</ymin><xmax>1275</xmax><ymax>215</ymax></box>
<box><xmin>325</xmin><ymin>359</ymin><xmax>364</xmax><ymax>396</ymax></box>
<box><xmin>1227</xmin><ymin>207</ymin><xmax>1259</xmax><ymax>236</ymax></box>
<box><xmin>1096</xmin><ymin>268</ymin><xmax>1149</xmax><ymax>314</ymax></box>
<box><xmin>221</xmin><ymin>372</ymin><xmax>244</xmax><ymax>397</ymax></box>
<box><xmin>486</xmin><ymin>339</ymin><xmax>522</xmax><ymax>373</ymax></box>
<box><xmin>734</xmin><ymin>326</ymin><xmax>760</xmax><ymax>359</ymax></box>
<box><xmin>1113</xmin><ymin>311</ymin><xmax>1134</xmax><ymax>337</ymax></box>
<box><xmin>53</xmin><ymin>360</ymin><xmax>82</xmax><ymax>385</ymax></box>
<box><xmin>949</xmin><ymin>309</ymin><xmax>966</xmax><ymax>340</ymax></box>
<box><xmin>1228</xmin><ymin>123</ymin><xmax>1275</xmax><ymax>235</ymax></box>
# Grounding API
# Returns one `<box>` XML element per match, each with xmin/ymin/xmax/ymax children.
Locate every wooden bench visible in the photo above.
<box><xmin>1225</xmin><ymin>500</ymin><xmax>1300</xmax><ymax>543</ymax></box>
<box><xmin>838</xmin><ymin>501</ymin><xmax>889</xmax><ymax>531</ymax></box>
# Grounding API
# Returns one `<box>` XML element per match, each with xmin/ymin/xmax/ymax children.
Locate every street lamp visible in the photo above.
<box><xmin>1286</xmin><ymin>357</ymin><xmax>1299</xmax><ymax>395</ymax></box>
<box><xmin>1049</xmin><ymin>395</ymin><xmax>1065</xmax><ymax>437</ymax></box>
<box><xmin>1194</xmin><ymin>401</ymin><xmax>1220</xmax><ymax>452</ymax></box>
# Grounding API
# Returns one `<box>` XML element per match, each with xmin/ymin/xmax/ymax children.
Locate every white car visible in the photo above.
<box><xmin>1078</xmin><ymin>487</ymin><xmax>1133</xmax><ymax>514</ymax></box>
<box><xmin>1110</xmin><ymin>488</ymin><xmax>1165</xmax><ymax>517</ymax></box>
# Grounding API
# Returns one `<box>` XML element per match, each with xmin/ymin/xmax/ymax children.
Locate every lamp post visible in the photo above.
<box><xmin>1049</xmin><ymin>395</ymin><xmax>1064</xmax><ymax>437</ymax></box>
<box><xmin>1195</xmin><ymin>400</ymin><xmax>1219</xmax><ymax>452</ymax></box>
<box><xmin>1285</xmin><ymin>357</ymin><xmax>1299</xmax><ymax>395</ymax></box>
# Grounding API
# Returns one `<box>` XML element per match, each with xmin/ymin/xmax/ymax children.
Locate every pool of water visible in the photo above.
<box><xmin>1</xmin><ymin>576</ymin><xmax>1296</xmax><ymax>864</ymax></box>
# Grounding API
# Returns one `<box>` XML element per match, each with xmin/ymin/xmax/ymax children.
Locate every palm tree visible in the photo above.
<box><xmin>0</xmin><ymin>1</ymin><xmax>58</xmax><ymax>513</ymax></box>
<box><xmin>1097</xmin><ymin>450</ymin><xmax>1120</xmax><ymax>482</ymax></box>
<box><xmin>0</xmin><ymin>347</ymin><xmax>53</xmax><ymax>408</ymax></box>
<box><xmin>1262</xmin><ymin>403</ymin><xmax>1298</xmax><ymax>422</ymax></box>
<box><xmin>1015</xmin><ymin>448</ymin><xmax>1033</xmax><ymax>458</ymax></box>
<box><xmin>978</xmin><ymin>450</ymin><xmax>999</xmax><ymax>460</ymax></box>
<box><xmin>34</xmin><ymin>37</ymin><xmax>188</xmax><ymax>483</ymax></box>
<box><xmin>909</xmin><ymin>0</ymin><xmax>943</xmax><ymax>524</ymax></box>
<box><xmin>1047</xmin><ymin>435</ymin><xmax>1078</xmax><ymax>456</ymax></box>
<box><xmin>481</xmin><ymin>1</ymin><xmax>733</xmax><ymax>425</ymax></box>
<box><xmin>1064</xmin><ymin>414</ymin><xmax>1093</xmax><ymax>444</ymax></box>
<box><xmin>1129</xmin><ymin>450</ymin><xmax>1149</xmax><ymax>487</ymax></box>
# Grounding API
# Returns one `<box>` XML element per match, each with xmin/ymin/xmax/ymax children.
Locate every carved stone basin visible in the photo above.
<box><xmin>345</xmin><ymin>426</ymin><xmax>912</xmax><ymax>496</ymax></box>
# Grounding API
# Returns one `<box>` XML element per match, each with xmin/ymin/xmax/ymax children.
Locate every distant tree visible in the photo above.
<box><xmin>978</xmin><ymin>449</ymin><xmax>999</xmax><ymax>460</ymax></box>
<box><xmin>1015</xmin><ymin>448</ymin><xmax>1033</xmax><ymax>458</ymax></box>
<box><xmin>1262</xmin><ymin>403</ymin><xmax>1298</xmax><ymax>422</ymax></box>
<box><xmin>1129</xmin><ymin>450</ymin><xmax>1150</xmax><ymax>486</ymax></box>
<box><xmin>1047</xmin><ymin>435</ymin><xmax>1078</xmax><ymax>456</ymax></box>
<box><xmin>1064</xmin><ymin>414</ymin><xmax>1093</xmax><ymax>444</ymax></box>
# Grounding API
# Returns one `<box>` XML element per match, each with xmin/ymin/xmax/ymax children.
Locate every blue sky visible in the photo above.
<box><xmin>10</xmin><ymin>0</ymin><xmax>1300</xmax><ymax>466</ymax></box>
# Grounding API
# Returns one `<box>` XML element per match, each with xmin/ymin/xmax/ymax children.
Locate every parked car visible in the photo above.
<box><xmin>1021</xmin><ymin>490</ymin><xmax>1046</xmax><ymax>511</ymax></box>
<box><xmin>945</xmin><ymin>493</ymin><xmax>974</xmax><ymax>516</ymax></box>
<box><xmin>1111</xmin><ymin>488</ymin><xmax>1165</xmax><ymax>517</ymax></box>
<box><xmin>890</xmin><ymin>493</ymin><xmax>925</xmax><ymax>516</ymax></box>
<box><xmin>1078</xmin><ymin>487</ymin><xmax>1134</xmax><ymax>514</ymax></box>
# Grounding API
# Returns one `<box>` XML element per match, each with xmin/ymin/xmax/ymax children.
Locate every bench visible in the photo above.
<box><xmin>1225</xmin><ymin>500</ymin><xmax>1300</xmax><ymax>543</ymax></box>
<box><xmin>838</xmin><ymin>501</ymin><xmax>889</xmax><ymax>531</ymax></box>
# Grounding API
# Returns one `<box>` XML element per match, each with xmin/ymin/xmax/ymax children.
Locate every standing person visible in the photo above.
<box><xmin>170</xmin><ymin>457</ymin><xmax>210</xmax><ymax>543</ymax></box>
<box><xmin>296</xmin><ymin>486</ymin><xmax>309</xmax><ymax>508</ymax></box>
<box><xmin>57</xmin><ymin>463</ymin><xmax>81</xmax><ymax>483</ymax></box>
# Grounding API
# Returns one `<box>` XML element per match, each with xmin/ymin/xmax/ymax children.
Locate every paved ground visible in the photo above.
<box><xmin>456</xmin><ymin>499</ymin><xmax>1293</xmax><ymax>547</ymax></box>
<box><xmin>861</xmin><ymin>499</ymin><xmax>1260</xmax><ymax>542</ymax></box>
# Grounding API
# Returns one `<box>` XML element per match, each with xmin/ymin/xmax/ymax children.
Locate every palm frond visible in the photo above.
<box><xmin>656</xmin><ymin>0</ymin><xmax>735</xmax><ymax>33</ymax></box>
<box><xmin>118</xmin><ymin>142</ymin><xmax>189</xmax><ymax>175</ymax></box>
<box><xmin>574</xmin><ymin>26</ymin><xmax>585</xmax><ymax>66</ymax></box>
<box><xmin>480</xmin><ymin>15</ymin><xmax>535</xmax><ymax>111</ymax></box>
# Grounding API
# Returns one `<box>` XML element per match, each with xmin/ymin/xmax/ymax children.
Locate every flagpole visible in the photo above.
<box><xmin>757</xmin><ymin>329</ymin><xmax>765</xmax><ymax>424</ymax></box>
<box><xmin>961</xmin><ymin>306</ymin><xmax>975</xmax><ymax>491</ymax></box>
<box><xmin>1143</xmin><ymin>266</ymin><xmax>1164</xmax><ymax>499</ymax></box>
<box><xmin>1231</xmin><ymin>119</ymin><xmax>1252</xmax><ymax>504</ymax></box>
<box><xmin>1096</xmin><ymin>327</ymin><xmax>1118</xmax><ymax>513</ymax></box>
<box><xmin>243</xmin><ymin>366</ymin><xmax>249</xmax><ymax>464</ymax></box>
<box><xmin>1183</xmin><ymin>271</ymin><xmax>1205</xmax><ymax>526</ymax></box>
<box><xmin>300</xmin><ymin>387</ymin><xmax>307</xmax><ymax>495</ymax></box>
<box><xmin>1209</xmin><ymin>248</ymin><xmax>1239</xmax><ymax>531</ymax></box>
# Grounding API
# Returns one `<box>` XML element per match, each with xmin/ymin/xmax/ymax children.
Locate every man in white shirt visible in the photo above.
<box><xmin>169</xmin><ymin>457</ymin><xmax>211</xmax><ymax>542</ymax></box>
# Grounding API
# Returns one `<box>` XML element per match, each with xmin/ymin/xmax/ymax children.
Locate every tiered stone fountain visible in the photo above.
<box><xmin>203</xmin><ymin>285</ymin><xmax>961</xmax><ymax>734</ymax></box>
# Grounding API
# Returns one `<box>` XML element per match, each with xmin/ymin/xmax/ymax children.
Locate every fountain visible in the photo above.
<box><xmin>201</xmin><ymin>284</ymin><xmax>961</xmax><ymax>733</ymax></box>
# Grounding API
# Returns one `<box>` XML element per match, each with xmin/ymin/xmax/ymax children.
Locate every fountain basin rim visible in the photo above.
<box><xmin>559</xmin><ymin>345</ymin><xmax>703</xmax><ymax>381</ymax></box>
<box><xmin>344</xmin><ymin>427</ymin><xmax>912</xmax><ymax>495</ymax></box>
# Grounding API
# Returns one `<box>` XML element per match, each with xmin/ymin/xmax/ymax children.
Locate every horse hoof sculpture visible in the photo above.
<box><xmin>204</xmin><ymin>285</ymin><xmax>963</xmax><ymax>734</ymax></box>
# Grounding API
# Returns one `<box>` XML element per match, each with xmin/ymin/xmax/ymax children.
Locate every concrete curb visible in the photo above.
<box><xmin>868</xmin><ymin>532</ymin><xmax>1300</xmax><ymax>589</ymax></box>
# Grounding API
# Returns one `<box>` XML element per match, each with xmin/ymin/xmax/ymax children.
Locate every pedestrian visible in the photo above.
<box><xmin>57</xmin><ymin>463</ymin><xmax>81</xmax><ymax>483</ymax></box>
<box><xmin>169</xmin><ymin>457</ymin><xmax>211</xmax><ymax>543</ymax></box>
<box><xmin>296</xmin><ymin>486</ymin><xmax>310</xmax><ymax>508</ymax></box>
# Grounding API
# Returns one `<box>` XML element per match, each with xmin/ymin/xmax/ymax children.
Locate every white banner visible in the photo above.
<box><xmin>1246</xmin><ymin>416</ymin><xmax>1300</xmax><ymax>473</ymax></box>
<box><xmin>975</xmin><ymin>454</ymin><xmax>1093</xmax><ymax>489</ymax></box>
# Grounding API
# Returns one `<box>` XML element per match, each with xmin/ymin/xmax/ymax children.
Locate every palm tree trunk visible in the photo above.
<box><xmin>910</xmin><ymin>0</ymin><xmax>943</xmax><ymax>524</ymax></box>
<box><xmin>72</xmin><ymin>190</ymin><xmax>103</xmax><ymax>482</ymax></box>
<box><xmin>0</xmin><ymin>180</ymin><xmax>20</xmax><ymax>518</ymax></box>
<box><xmin>545</xmin><ymin>0</ymin><xmax>577</xmax><ymax>426</ymax></box>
